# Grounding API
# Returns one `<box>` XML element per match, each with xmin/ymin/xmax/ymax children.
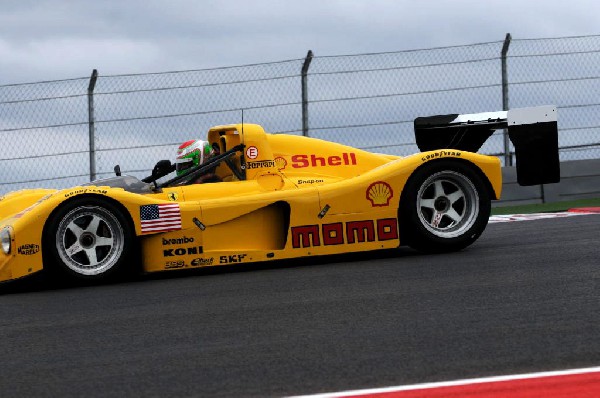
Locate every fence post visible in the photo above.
<box><xmin>87</xmin><ymin>69</ymin><xmax>98</xmax><ymax>181</ymax></box>
<box><xmin>301</xmin><ymin>50</ymin><xmax>313</xmax><ymax>137</ymax></box>
<box><xmin>501</xmin><ymin>33</ymin><xmax>512</xmax><ymax>166</ymax></box>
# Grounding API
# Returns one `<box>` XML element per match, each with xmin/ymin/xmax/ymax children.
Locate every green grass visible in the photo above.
<box><xmin>491</xmin><ymin>198</ymin><xmax>600</xmax><ymax>215</ymax></box>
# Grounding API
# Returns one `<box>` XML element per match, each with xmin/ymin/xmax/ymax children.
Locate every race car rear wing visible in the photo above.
<box><xmin>414</xmin><ymin>105</ymin><xmax>559</xmax><ymax>186</ymax></box>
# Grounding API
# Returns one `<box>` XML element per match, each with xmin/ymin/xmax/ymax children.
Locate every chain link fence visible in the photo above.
<box><xmin>1</xmin><ymin>34</ymin><xmax>599</xmax><ymax>194</ymax></box>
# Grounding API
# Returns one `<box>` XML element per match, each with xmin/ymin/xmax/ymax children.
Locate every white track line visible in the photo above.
<box><xmin>289</xmin><ymin>366</ymin><xmax>600</xmax><ymax>397</ymax></box>
<box><xmin>489</xmin><ymin>211</ymin><xmax>598</xmax><ymax>223</ymax></box>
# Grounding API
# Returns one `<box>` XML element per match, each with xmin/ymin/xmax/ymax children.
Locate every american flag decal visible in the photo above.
<box><xmin>140</xmin><ymin>203</ymin><xmax>182</xmax><ymax>233</ymax></box>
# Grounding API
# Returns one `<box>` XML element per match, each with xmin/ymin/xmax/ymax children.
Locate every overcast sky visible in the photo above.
<box><xmin>1</xmin><ymin>0</ymin><xmax>598</xmax><ymax>84</ymax></box>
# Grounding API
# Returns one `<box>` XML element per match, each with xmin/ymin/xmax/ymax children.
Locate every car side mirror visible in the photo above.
<box><xmin>142</xmin><ymin>160</ymin><xmax>175</xmax><ymax>185</ymax></box>
<box><xmin>153</xmin><ymin>160</ymin><xmax>174</xmax><ymax>178</ymax></box>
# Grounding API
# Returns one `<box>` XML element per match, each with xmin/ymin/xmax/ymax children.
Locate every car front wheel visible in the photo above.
<box><xmin>44</xmin><ymin>198</ymin><xmax>135</xmax><ymax>281</ymax></box>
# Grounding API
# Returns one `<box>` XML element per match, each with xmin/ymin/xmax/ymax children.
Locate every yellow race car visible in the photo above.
<box><xmin>0</xmin><ymin>106</ymin><xmax>559</xmax><ymax>283</ymax></box>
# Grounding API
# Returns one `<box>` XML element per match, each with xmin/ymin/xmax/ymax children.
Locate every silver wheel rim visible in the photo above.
<box><xmin>55</xmin><ymin>206</ymin><xmax>125</xmax><ymax>276</ymax></box>
<box><xmin>416</xmin><ymin>171</ymin><xmax>479</xmax><ymax>238</ymax></box>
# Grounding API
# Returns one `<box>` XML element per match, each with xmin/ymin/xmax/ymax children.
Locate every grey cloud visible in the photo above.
<box><xmin>0</xmin><ymin>0</ymin><xmax>599</xmax><ymax>83</ymax></box>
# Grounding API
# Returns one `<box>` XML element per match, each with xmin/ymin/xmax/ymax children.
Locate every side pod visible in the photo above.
<box><xmin>414</xmin><ymin>105</ymin><xmax>559</xmax><ymax>186</ymax></box>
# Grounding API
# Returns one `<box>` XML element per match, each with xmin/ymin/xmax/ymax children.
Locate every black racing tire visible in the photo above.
<box><xmin>43</xmin><ymin>197</ymin><xmax>136</xmax><ymax>282</ymax></box>
<box><xmin>399</xmin><ymin>159</ymin><xmax>491</xmax><ymax>253</ymax></box>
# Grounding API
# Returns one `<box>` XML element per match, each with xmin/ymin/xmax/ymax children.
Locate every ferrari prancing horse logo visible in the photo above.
<box><xmin>167</xmin><ymin>192</ymin><xmax>178</xmax><ymax>201</ymax></box>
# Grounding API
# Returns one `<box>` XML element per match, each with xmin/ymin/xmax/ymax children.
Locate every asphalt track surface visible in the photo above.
<box><xmin>0</xmin><ymin>215</ymin><xmax>598</xmax><ymax>397</ymax></box>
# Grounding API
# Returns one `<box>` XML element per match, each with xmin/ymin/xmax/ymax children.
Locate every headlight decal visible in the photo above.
<box><xmin>1</xmin><ymin>227</ymin><xmax>12</xmax><ymax>255</ymax></box>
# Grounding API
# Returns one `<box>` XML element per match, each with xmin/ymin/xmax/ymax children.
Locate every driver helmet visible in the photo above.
<box><xmin>175</xmin><ymin>139</ymin><xmax>215</xmax><ymax>176</ymax></box>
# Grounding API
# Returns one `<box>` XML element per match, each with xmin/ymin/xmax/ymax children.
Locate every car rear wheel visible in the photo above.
<box><xmin>44</xmin><ymin>198</ymin><xmax>135</xmax><ymax>281</ymax></box>
<box><xmin>399</xmin><ymin>160</ymin><xmax>491</xmax><ymax>253</ymax></box>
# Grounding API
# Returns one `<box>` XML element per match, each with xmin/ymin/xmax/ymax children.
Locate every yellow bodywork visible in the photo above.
<box><xmin>0</xmin><ymin>124</ymin><xmax>502</xmax><ymax>282</ymax></box>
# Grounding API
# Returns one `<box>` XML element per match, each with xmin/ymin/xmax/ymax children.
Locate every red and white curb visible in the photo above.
<box><xmin>290</xmin><ymin>366</ymin><xmax>600</xmax><ymax>398</ymax></box>
<box><xmin>489</xmin><ymin>207</ymin><xmax>600</xmax><ymax>223</ymax></box>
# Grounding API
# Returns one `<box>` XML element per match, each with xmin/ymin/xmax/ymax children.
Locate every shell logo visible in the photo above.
<box><xmin>366</xmin><ymin>181</ymin><xmax>393</xmax><ymax>207</ymax></box>
<box><xmin>274</xmin><ymin>156</ymin><xmax>287</xmax><ymax>170</ymax></box>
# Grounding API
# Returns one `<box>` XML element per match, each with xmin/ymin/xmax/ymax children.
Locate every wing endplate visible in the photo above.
<box><xmin>414</xmin><ymin>106</ymin><xmax>559</xmax><ymax>186</ymax></box>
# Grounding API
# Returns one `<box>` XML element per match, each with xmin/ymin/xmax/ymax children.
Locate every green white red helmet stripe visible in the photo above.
<box><xmin>175</xmin><ymin>139</ymin><xmax>214</xmax><ymax>176</ymax></box>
